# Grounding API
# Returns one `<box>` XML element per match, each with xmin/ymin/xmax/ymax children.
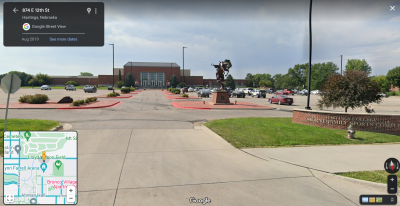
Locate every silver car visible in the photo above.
<box><xmin>40</xmin><ymin>85</ymin><xmax>51</xmax><ymax>90</ymax></box>
<box><xmin>197</xmin><ymin>89</ymin><xmax>211</xmax><ymax>97</ymax></box>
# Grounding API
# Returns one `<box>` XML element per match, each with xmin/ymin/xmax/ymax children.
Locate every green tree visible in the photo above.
<box><xmin>65</xmin><ymin>81</ymin><xmax>79</xmax><ymax>86</ymax></box>
<box><xmin>116</xmin><ymin>80</ymin><xmax>124</xmax><ymax>88</ymax></box>
<box><xmin>118</xmin><ymin>70</ymin><xmax>122</xmax><ymax>81</ymax></box>
<box><xmin>259</xmin><ymin>79</ymin><xmax>272</xmax><ymax>88</ymax></box>
<box><xmin>169</xmin><ymin>74</ymin><xmax>178</xmax><ymax>87</ymax></box>
<box><xmin>288</xmin><ymin>63</ymin><xmax>307</xmax><ymax>89</ymax></box>
<box><xmin>386</xmin><ymin>66</ymin><xmax>400</xmax><ymax>89</ymax></box>
<box><xmin>345</xmin><ymin>59</ymin><xmax>372</xmax><ymax>74</ymax></box>
<box><xmin>246</xmin><ymin>79</ymin><xmax>253</xmax><ymax>87</ymax></box>
<box><xmin>317</xmin><ymin>70</ymin><xmax>382</xmax><ymax>113</ymax></box>
<box><xmin>7</xmin><ymin>71</ymin><xmax>33</xmax><ymax>86</ymax></box>
<box><xmin>245</xmin><ymin>73</ymin><xmax>253</xmax><ymax>80</ymax></box>
<box><xmin>371</xmin><ymin>75</ymin><xmax>391</xmax><ymax>93</ymax></box>
<box><xmin>124</xmin><ymin>72</ymin><xmax>134</xmax><ymax>87</ymax></box>
<box><xmin>177</xmin><ymin>82</ymin><xmax>184</xmax><ymax>88</ymax></box>
<box><xmin>304</xmin><ymin>62</ymin><xmax>339</xmax><ymax>90</ymax></box>
<box><xmin>79</xmin><ymin>72</ymin><xmax>93</xmax><ymax>76</ymax></box>
<box><xmin>225</xmin><ymin>74</ymin><xmax>236</xmax><ymax>90</ymax></box>
<box><xmin>28</xmin><ymin>73</ymin><xmax>51</xmax><ymax>86</ymax></box>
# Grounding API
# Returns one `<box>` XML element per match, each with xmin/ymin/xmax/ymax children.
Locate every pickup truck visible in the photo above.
<box><xmin>283</xmin><ymin>89</ymin><xmax>295</xmax><ymax>96</ymax></box>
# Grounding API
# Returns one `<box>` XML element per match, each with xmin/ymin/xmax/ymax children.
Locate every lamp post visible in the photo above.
<box><xmin>340</xmin><ymin>55</ymin><xmax>343</xmax><ymax>75</ymax></box>
<box><xmin>305</xmin><ymin>0</ymin><xmax>312</xmax><ymax>110</ymax></box>
<box><xmin>171</xmin><ymin>63</ymin><xmax>172</xmax><ymax>89</ymax></box>
<box><xmin>131</xmin><ymin>62</ymin><xmax>133</xmax><ymax>87</ymax></box>
<box><xmin>183</xmin><ymin>47</ymin><xmax>187</xmax><ymax>87</ymax></box>
<box><xmin>109</xmin><ymin>44</ymin><xmax>115</xmax><ymax>93</ymax></box>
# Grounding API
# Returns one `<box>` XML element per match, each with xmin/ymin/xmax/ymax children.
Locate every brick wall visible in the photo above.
<box><xmin>123</xmin><ymin>66</ymin><xmax>181</xmax><ymax>84</ymax></box>
<box><xmin>293</xmin><ymin>109</ymin><xmax>400</xmax><ymax>135</ymax></box>
<box><xmin>98</xmin><ymin>75</ymin><xmax>122</xmax><ymax>86</ymax></box>
<box><xmin>203</xmin><ymin>79</ymin><xmax>248</xmax><ymax>87</ymax></box>
<box><xmin>183</xmin><ymin>76</ymin><xmax>203</xmax><ymax>86</ymax></box>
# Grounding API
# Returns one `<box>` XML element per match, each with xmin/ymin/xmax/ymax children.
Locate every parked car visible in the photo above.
<box><xmin>378</xmin><ymin>93</ymin><xmax>389</xmax><ymax>98</ymax></box>
<box><xmin>176</xmin><ymin>86</ymin><xmax>182</xmax><ymax>89</ymax></box>
<box><xmin>211</xmin><ymin>88</ymin><xmax>218</xmax><ymax>93</ymax></box>
<box><xmin>181</xmin><ymin>87</ymin><xmax>188</xmax><ymax>93</ymax></box>
<box><xmin>283</xmin><ymin>89</ymin><xmax>295</xmax><ymax>96</ymax></box>
<box><xmin>251</xmin><ymin>89</ymin><xmax>266</xmax><ymax>98</ymax></box>
<box><xmin>266</xmin><ymin>89</ymin><xmax>274</xmax><ymax>94</ymax></box>
<box><xmin>231</xmin><ymin>90</ymin><xmax>246</xmax><ymax>98</ymax></box>
<box><xmin>197</xmin><ymin>89</ymin><xmax>211</xmax><ymax>97</ymax></box>
<box><xmin>268</xmin><ymin>95</ymin><xmax>294</xmax><ymax>105</ymax></box>
<box><xmin>297</xmin><ymin>90</ymin><xmax>308</xmax><ymax>96</ymax></box>
<box><xmin>188</xmin><ymin>87</ymin><xmax>194</xmax><ymax>92</ymax></box>
<box><xmin>244</xmin><ymin>88</ymin><xmax>254</xmax><ymax>96</ymax></box>
<box><xmin>311</xmin><ymin>90</ymin><xmax>321</xmax><ymax>95</ymax></box>
<box><xmin>274</xmin><ymin>90</ymin><xmax>284</xmax><ymax>95</ymax></box>
<box><xmin>83</xmin><ymin>85</ymin><xmax>97</xmax><ymax>93</ymax></box>
<box><xmin>65</xmin><ymin>85</ymin><xmax>76</xmax><ymax>91</ymax></box>
<box><xmin>108</xmin><ymin>86</ymin><xmax>114</xmax><ymax>90</ymax></box>
<box><xmin>121</xmin><ymin>86</ymin><xmax>126</xmax><ymax>88</ymax></box>
<box><xmin>40</xmin><ymin>85</ymin><xmax>51</xmax><ymax>90</ymax></box>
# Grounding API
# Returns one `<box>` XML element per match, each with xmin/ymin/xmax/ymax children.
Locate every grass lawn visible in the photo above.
<box><xmin>204</xmin><ymin>117</ymin><xmax>400</xmax><ymax>149</ymax></box>
<box><xmin>0</xmin><ymin>119</ymin><xmax>60</xmax><ymax>155</ymax></box>
<box><xmin>337</xmin><ymin>170</ymin><xmax>399</xmax><ymax>187</ymax></box>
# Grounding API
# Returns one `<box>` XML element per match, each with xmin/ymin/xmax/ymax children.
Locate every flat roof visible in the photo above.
<box><xmin>124</xmin><ymin>62</ymin><xmax>180</xmax><ymax>68</ymax></box>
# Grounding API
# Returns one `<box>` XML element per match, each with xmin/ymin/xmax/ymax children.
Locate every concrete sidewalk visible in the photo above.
<box><xmin>1</xmin><ymin>128</ymin><xmax>396</xmax><ymax>205</ymax></box>
<box><xmin>243</xmin><ymin>144</ymin><xmax>400</xmax><ymax>173</ymax></box>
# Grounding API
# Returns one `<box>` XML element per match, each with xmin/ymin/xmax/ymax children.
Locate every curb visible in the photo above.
<box><xmin>57</xmin><ymin>101</ymin><xmax>121</xmax><ymax>110</ymax></box>
<box><xmin>318</xmin><ymin>170</ymin><xmax>399</xmax><ymax>195</ymax></box>
<box><xmin>171</xmin><ymin>102</ymin><xmax>275</xmax><ymax>110</ymax></box>
<box><xmin>200</xmin><ymin>124</ymin><xmax>235</xmax><ymax>147</ymax></box>
<box><xmin>50</xmin><ymin>125</ymin><xmax>63</xmax><ymax>131</ymax></box>
<box><xmin>171</xmin><ymin>102</ymin><xmax>211</xmax><ymax>110</ymax></box>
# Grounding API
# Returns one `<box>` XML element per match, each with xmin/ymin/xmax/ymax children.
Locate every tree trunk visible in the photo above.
<box><xmin>345</xmin><ymin>107</ymin><xmax>348</xmax><ymax>113</ymax></box>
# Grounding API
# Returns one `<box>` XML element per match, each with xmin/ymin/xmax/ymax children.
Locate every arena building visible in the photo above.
<box><xmin>49</xmin><ymin>62</ymin><xmax>248</xmax><ymax>88</ymax></box>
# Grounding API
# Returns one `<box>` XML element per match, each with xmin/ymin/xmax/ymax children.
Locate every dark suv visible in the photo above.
<box><xmin>231</xmin><ymin>90</ymin><xmax>245</xmax><ymax>98</ymax></box>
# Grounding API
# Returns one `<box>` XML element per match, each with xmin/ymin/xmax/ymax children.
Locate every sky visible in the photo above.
<box><xmin>0</xmin><ymin>0</ymin><xmax>399</xmax><ymax>79</ymax></box>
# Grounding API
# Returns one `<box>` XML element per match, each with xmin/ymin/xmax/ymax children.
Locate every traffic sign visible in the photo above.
<box><xmin>1</xmin><ymin>74</ymin><xmax>21</xmax><ymax>94</ymax></box>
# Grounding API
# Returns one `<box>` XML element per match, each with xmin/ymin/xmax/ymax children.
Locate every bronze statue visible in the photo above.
<box><xmin>212</xmin><ymin>59</ymin><xmax>232</xmax><ymax>91</ymax></box>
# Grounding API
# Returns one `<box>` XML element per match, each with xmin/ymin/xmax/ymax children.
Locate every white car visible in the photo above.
<box><xmin>188</xmin><ymin>87</ymin><xmax>194</xmax><ymax>92</ymax></box>
<box><xmin>311</xmin><ymin>90</ymin><xmax>320</xmax><ymax>95</ymax></box>
<box><xmin>40</xmin><ymin>85</ymin><xmax>51</xmax><ymax>90</ymax></box>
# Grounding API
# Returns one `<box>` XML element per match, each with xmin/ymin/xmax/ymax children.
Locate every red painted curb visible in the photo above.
<box><xmin>171</xmin><ymin>102</ymin><xmax>211</xmax><ymax>110</ymax></box>
<box><xmin>57</xmin><ymin>101</ymin><xmax>121</xmax><ymax>110</ymax></box>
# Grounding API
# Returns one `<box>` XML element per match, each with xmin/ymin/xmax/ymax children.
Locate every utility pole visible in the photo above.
<box><xmin>340</xmin><ymin>55</ymin><xmax>343</xmax><ymax>75</ymax></box>
<box><xmin>183</xmin><ymin>47</ymin><xmax>187</xmax><ymax>87</ymax></box>
<box><xmin>109</xmin><ymin>44</ymin><xmax>115</xmax><ymax>93</ymax></box>
<box><xmin>305</xmin><ymin>0</ymin><xmax>313</xmax><ymax>110</ymax></box>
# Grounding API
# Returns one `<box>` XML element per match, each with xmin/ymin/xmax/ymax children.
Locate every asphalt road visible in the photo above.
<box><xmin>0</xmin><ymin>89</ymin><xmax>397</xmax><ymax>205</ymax></box>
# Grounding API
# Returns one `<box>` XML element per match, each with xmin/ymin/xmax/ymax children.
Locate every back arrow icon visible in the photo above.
<box><xmin>13</xmin><ymin>7</ymin><xmax>18</xmax><ymax>13</ymax></box>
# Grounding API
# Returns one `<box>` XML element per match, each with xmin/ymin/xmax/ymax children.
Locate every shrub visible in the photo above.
<box><xmin>121</xmin><ymin>87</ymin><xmax>131</xmax><ymax>93</ymax></box>
<box><xmin>65</xmin><ymin>81</ymin><xmax>79</xmax><ymax>86</ymax></box>
<box><xmin>130</xmin><ymin>87</ymin><xmax>135</xmax><ymax>91</ymax></box>
<box><xmin>174</xmin><ymin>91</ymin><xmax>180</xmax><ymax>94</ymax></box>
<box><xmin>79</xmin><ymin>99</ymin><xmax>85</xmax><ymax>105</ymax></box>
<box><xmin>116</xmin><ymin>81</ymin><xmax>124</xmax><ymax>88</ymax></box>
<box><xmin>29</xmin><ymin>94</ymin><xmax>49</xmax><ymax>104</ymax></box>
<box><xmin>107</xmin><ymin>93</ymin><xmax>120</xmax><ymax>97</ymax></box>
<box><xmin>168</xmin><ymin>87</ymin><xmax>172</xmax><ymax>92</ymax></box>
<box><xmin>388</xmin><ymin>91</ymin><xmax>396</xmax><ymax>96</ymax></box>
<box><xmin>72</xmin><ymin>100</ymin><xmax>80</xmax><ymax>106</ymax></box>
<box><xmin>19</xmin><ymin>95</ymin><xmax>32</xmax><ymax>103</ymax></box>
<box><xmin>182</xmin><ymin>94</ymin><xmax>188</xmax><ymax>97</ymax></box>
<box><xmin>90</xmin><ymin>97</ymin><xmax>98</xmax><ymax>102</ymax></box>
<box><xmin>85</xmin><ymin>98</ymin><xmax>91</xmax><ymax>103</ymax></box>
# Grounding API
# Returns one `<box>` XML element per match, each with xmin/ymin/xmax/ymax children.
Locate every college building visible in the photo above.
<box><xmin>49</xmin><ymin>62</ymin><xmax>248</xmax><ymax>88</ymax></box>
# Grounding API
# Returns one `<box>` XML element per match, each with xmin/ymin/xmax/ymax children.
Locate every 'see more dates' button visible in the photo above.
<box><xmin>49</xmin><ymin>37</ymin><xmax>78</xmax><ymax>42</ymax></box>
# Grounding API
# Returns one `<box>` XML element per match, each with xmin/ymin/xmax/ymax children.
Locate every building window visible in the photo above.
<box><xmin>241</xmin><ymin>82</ymin><xmax>244</xmax><ymax>86</ymax></box>
<box><xmin>157</xmin><ymin>72</ymin><xmax>164</xmax><ymax>86</ymax></box>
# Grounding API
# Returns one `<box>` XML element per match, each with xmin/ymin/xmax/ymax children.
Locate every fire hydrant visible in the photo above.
<box><xmin>347</xmin><ymin>125</ymin><xmax>355</xmax><ymax>139</ymax></box>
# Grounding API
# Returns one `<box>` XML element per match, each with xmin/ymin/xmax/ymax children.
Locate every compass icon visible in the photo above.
<box><xmin>384</xmin><ymin>158</ymin><xmax>399</xmax><ymax>174</ymax></box>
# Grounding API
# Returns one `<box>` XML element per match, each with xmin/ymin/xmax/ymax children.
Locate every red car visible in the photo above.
<box><xmin>274</xmin><ymin>90</ymin><xmax>284</xmax><ymax>95</ymax></box>
<box><xmin>268</xmin><ymin>95</ymin><xmax>293</xmax><ymax>105</ymax></box>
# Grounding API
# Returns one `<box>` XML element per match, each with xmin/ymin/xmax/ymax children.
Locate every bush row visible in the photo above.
<box><xmin>170</xmin><ymin>88</ymin><xmax>181</xmax><ymax>94</ymax></box>
<box><xmin>19</xmin><ymin>94</ymin><xmax>49</xmax><ymax>104</ymax></box>
<box><xmin>72</xmin><ymin>97</ymin><xmax>97</xmax><ymax>106</ymax></box>
<box><xmin>182</xmin><ymin>94</ymin><xmax>188</xmax><ymax>97</ymax></box>
<box><xmin>107</xmin><ymin>92</ymin><xmax>121</xmax><ymax>97</ymax></box>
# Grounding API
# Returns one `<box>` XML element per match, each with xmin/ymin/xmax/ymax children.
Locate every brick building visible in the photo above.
<box><xmin>49</xmin><ymin>62</ymin><xmax>248</xmax><ymax>87</ymax></box>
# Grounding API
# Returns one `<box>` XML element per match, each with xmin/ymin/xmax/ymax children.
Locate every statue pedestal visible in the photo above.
<box><xmin>209</xmin><ymin>91</ymin><xmax>234</xmax><ymax>105</ymax></box>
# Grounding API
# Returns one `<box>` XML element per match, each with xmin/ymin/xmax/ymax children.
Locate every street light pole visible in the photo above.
<box><xmin>131</xmin><ymin>62</ymin><xmax>133</xmax><ymax>87</ymax></box>
<box><xmin>340</xmin><ymin>55</ymin><xmax>343</xmax><ymax>75</ymax></box>
<box><xmin>170</xmin><ymin>63</ymin><xmax>172</xmax><ymax>88</ymax></box>
<box><xmin>183</xmin><ymin>47</ymin><xmax>187</xmax><ymax>87</ymax></box>
<box><xmin>109</xmin><ymin>44</ymin><xmax>115</xmax><ymax>93</ymax></box>
<box><xmin>305</xmin><ymin>0</ymin><xmax>312</xmax><ymax>110</ymax></box>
